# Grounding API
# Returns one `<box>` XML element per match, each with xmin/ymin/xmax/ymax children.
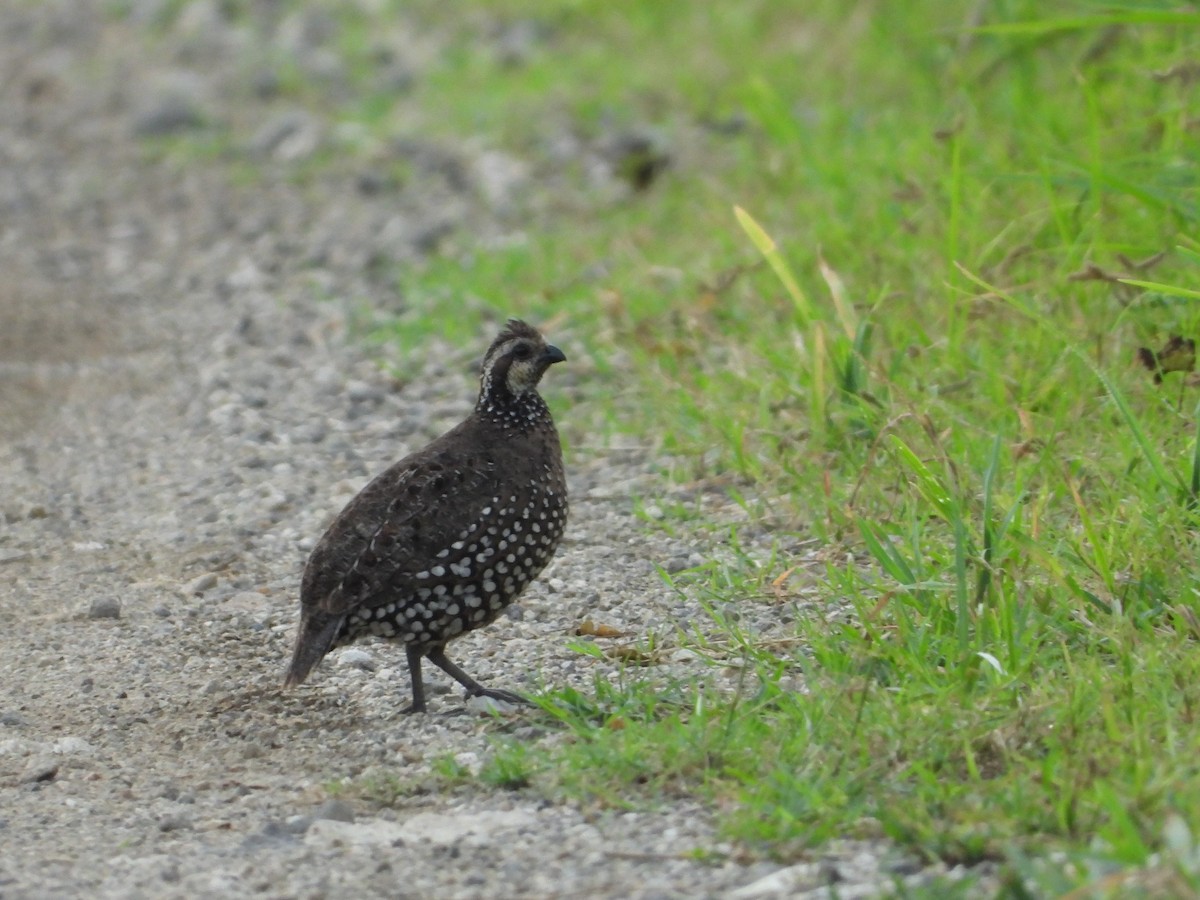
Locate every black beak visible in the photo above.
<box><xmin>542</xmin><ymin>345</ymin><xmax>566</xmax><ymax>366</ymax></box>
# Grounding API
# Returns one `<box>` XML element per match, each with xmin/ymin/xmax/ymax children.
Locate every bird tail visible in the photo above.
<box><xmin>283</xmin><ymin>611</ymin><xmax>344</xmax><ymax>687</ymax></box>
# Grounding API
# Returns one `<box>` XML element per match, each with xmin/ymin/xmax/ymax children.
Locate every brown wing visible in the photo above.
<box><xmin>300</xmin><ymin>419</ymin><xmax>501</xmax><ymax>616</ymax></box>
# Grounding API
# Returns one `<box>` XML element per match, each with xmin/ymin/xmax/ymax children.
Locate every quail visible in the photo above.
<box><xmin>285</xmin><ymin>319</ymin><xmax>568</xmax><ymax>713</ymax></box>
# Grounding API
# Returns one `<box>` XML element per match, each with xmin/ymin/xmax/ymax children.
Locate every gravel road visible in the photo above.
<box><xmin>0</xmin><ymin>4</ymin><xmax>980</xmax><ymax>897</ymax></box>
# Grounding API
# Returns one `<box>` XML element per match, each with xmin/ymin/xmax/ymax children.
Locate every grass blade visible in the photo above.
<box><xmin>734</xmin><ymin>206</ymin><xmax>813</xmax><ymax>326</ymax></box>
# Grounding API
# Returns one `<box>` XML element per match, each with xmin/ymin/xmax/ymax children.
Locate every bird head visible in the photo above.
<box><xmin>479</xmin><ymin>319</ymin><xmax>565</xmax><ymax>403</ymax></box>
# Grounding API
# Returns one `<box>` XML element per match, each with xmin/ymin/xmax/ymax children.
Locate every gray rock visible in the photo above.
<box><xmin>471</xmin><ymin>150</ymin><xmax>529</xmax><ymax>211</ymax></box>
<box><xmin>492</xmin><ymin>19</ymin><xmax>545</xmax><ymax>68</ymax></box>
<box><xmin>20</xmin><ymin>757</ymin><xmax>58</xmax><ymax>784</ymax></box>
<box><xmin>88</xmin><ymin>596</ymin><xmax>121</xmax><ymax>619</ymax></box>
<box><xmin>345</xmin><ymin>379</ymin><xmax>384</xmax><ymax>403</ymax></box>
<box><xmin>336</xmin><ymin>648</ymin><xmax>375</xmax><ymax>671</ymax></box>
<box><xmin>250</xmin><ymin>68</ymin><xmax>281</xmax><ymax>99</ymax></box>
<box><xmin>157</xmin><ymin>812</ymin><xmax>192</xmax><ymax>832</ymax></box>
<box><xmin>51</xmin><ymin>736</ymin><xmax>94</xmax><ymax>755</ymax></box>
<box><xmin>284</xmin><ymin>815</ymin><xmax>312</xmax><ymax>834</ymax></box>
<box><xmin>314</xmin><ymin>798</ymin><xmax>356</xmax><ymax>823</ymax></box>
<box><xmin>250</xmin><ymin>111</ymin><xmax>322</xmax><ymax>162</ymax></box>
<box><xmin>182</xmin><ymin>572</ymin><xmax>218</xmax><ymax>595</ymax></box>
<box><xmin>132</xmin><ymin>96</ymin><xmax>204</xmax><ymax>136</ymax></box>
<box><xmin>465</xmin><ymin>693</ymin><xmax>524</xmax><ymax>716</ymax></box>
<box><xmin>664</xmin><ymin>555</ymin><xmax>692</xmax><ymax>573</ymax></box>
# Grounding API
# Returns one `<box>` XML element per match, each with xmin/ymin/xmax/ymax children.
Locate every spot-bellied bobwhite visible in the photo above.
<box><xmin>285</xmin><ymin>319</ymin><xmax>567</xmax><ymax>713</ymax></box>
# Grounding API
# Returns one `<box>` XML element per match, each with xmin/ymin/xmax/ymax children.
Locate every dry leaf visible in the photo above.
<box><xmin>575</xmin><ymin>620</ymin><xmax>625</xmax><ymax>638</ymax></box>
<box><xmin>1011</xmin><ymin>439</ymin><xmax>1044</xmax><ymax>461</ymax></box>
<box><xmin>1016</xmin><ymin>407</ymin><xmax>1034</xmax><ymax>439</ymax></box>
<box><xmin>770</xmin><ymin>567</ymin><xmax>797</xmax><ymax>603</ymax></box>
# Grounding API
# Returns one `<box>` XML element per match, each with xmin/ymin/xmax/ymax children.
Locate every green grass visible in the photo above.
<box><xmin>130</xmin><ymin>0</ymin><xmax>1200</xmax><ymax>891</ymax></box>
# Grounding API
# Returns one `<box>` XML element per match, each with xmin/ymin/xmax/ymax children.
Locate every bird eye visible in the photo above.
<box><xmin>513</xmin><ymin>343</ymin><xmax>534</xmax><ymax>360</ymax></box>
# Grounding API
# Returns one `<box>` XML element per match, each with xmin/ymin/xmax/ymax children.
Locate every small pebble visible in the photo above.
<box><xmin>132</xmin><ymin>96</ymin><xmax>204</xmax><ymax>136</ymax></box>
<box><xmin>20</xmin><ymin>758</ymin><xmax>58</xmax><ymax>784</ymax></box>
<box><xmin>314</xmin><ymin>799</ymin><xmax>356</xmax><ymax>823</ymax></box>
<box><xmin>337</xmin><ymin>648</ymin><xmax>375</xmax><ymax>671</ymax></box>
<box><xmin>345</xmin><ymin>379</ymin><xmax>384</xmax><ymax>403</ymax></box>
<box><xmin>52</xmin><ymin>737</ymin><xmax>93</xmax><ymax>755</ymax></box>
<box><xmin>183</xmin><ymin>572</ymin><xmax>218</xmax><ymax>595</ymax></box>
<box><xmin>158</xmin><ymin>812</ymin><xmax>192</xmax><ymax>832</ymax></box>
<box><xmin>88</xmin><ymin>597</ymin><xmax>121</xmax><ymax>620</ymax></box>
<box><xmin>465</xmin><ymin>694</ymin><xmax>522</xmax><ymax>716</ymax></box>
<box><xmin>284</xmin><ymin>815</ymin><xmax>313</xmax><ymax>835</ymax></box>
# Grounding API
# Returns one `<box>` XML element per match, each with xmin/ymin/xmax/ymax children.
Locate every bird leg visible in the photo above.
<box><xmin>425</xmin><ymin>646</ymin><xmax>532</xmax><ymax>707</ymax></box>
<box><xmin>400</xmin><ymin>644</ymin><xmax>427</xmax><ymax>715</ymax></box>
